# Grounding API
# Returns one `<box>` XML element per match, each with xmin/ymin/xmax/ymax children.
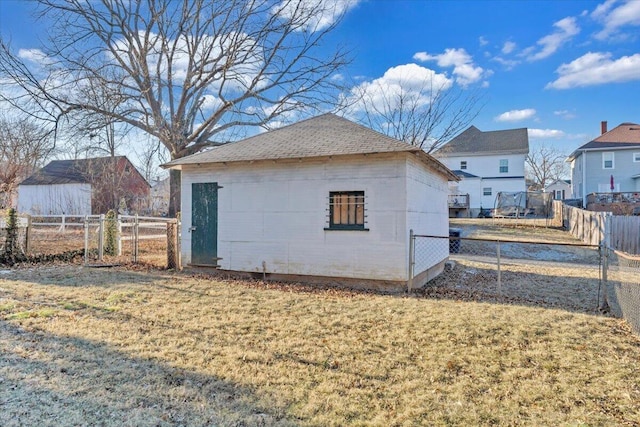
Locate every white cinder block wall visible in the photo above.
<box><xmin>180</xmin><ymin>152</ymin><xmax>450</xmax><ymax>282</ymax></box>
<box><xmin>405</xmin><ymin>156</ymin><xmax>450</xmax><ymax>273</ymax></box>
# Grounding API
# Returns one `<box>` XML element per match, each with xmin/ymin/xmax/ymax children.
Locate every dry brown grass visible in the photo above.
<box><xmin>450</xmin><ymin>218</ymin><xmax>585</xmax><ymax>244</ymax></box>
<box><xmin>1</xmin><ymin>265</ymin><xmax>640</xmax><ymax>426</ymax></box>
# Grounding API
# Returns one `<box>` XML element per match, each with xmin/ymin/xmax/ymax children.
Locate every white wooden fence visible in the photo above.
<box><xmin>3</xmin><ymin>213</ymin><xmax>180</xmax><ymax>267</ymax></box>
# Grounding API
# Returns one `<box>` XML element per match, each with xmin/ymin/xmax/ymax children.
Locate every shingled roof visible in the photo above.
<box><xmin>163</xmin><ymin>113</ymin><xmax>458</xmax><ymax>180</ymax></box>
<box><xmin>576</xmin><ymin>122</ymin><xmax>640</xmax><ymax>150</ymax></box>
<box><xmin>20</xmin><ymin>156</ymin><xmax>146</xmax><ymax>186</ymax></box>
<box><xmin>437</xmin><ymin>125</ymin><xmax>529</xmax><ymax>156</ymax></box>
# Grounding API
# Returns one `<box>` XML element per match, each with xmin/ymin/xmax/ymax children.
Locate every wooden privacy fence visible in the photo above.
<box><xmin>561</xmin><ymin>203</ymin><xmax>640</xmax><ymax>254</ymax></box>
<box><xmin>562</xmin><ymin>205</ymin><xmax>607</xmax><ymax>246</ymax></box>
<box><xmin>610</xmin><ymin>216</ymin><xmax>640</xmax><ymax>255</ymax></box>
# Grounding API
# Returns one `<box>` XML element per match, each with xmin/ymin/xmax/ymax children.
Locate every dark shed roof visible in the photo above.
<box><xmin>20</xmin><ymin>156</ymin><xmax>148</xmax><ymax>186</ymax></box>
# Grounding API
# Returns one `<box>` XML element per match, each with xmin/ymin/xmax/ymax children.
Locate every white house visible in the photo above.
<box><xmin>545</xmin><ymin>179</ymin><xmax>572</xmax><ymax>200</ymax></box>
<box><xmin>435</xmin><ymin>126</ymin><xmax>529</xmax><ymax>217</ymax></box>
<box><xmin>163</xmin><ymin>114</ymin><xmax>458</xmax><ymax>291</ymax></box>
<box><xmin>569</xmin><ymin>122</ymin><xmax>640</xmax><ymax>206</ymax></box>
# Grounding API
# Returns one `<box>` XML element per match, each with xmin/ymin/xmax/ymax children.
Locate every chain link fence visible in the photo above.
<box><xmin>411</xmin><ymin>228</ymin><xmax>640</xmax><ymax>336</ymax></box>
<box><xmin>606</xmin><ymin>250</ymin><xmax>640</xmax><ymax>334</ymax></box>
<box><xmin>412</xmin><ymin>234</ymin><xmax>603</xmax><ymax>313</ymax></box>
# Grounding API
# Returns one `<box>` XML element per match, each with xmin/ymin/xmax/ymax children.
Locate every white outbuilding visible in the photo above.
<box><xmin>163</xmin><ymin>114</ymin><xmax>457</xmax><ymax>291</ymax></box>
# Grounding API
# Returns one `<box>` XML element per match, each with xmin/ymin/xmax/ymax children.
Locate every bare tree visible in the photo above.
<box><xmin>0</xmin><ymin>0</ymin><xmax>351</xmax><ymax>215</ymax></box>
<box><xmin>526</xmin><ymin>144</ymin><xmax>569</xmax><ymax>190</ymax></box>
<box><xmin>135</xmin><ymin>138</ymin><xmax>166</xmax><ymax>184</ymax></box>
<box><xmin>0</xmin><ymin>116</ymin><xmax>55</xmax><ymax>208</ymax></box>
<box><xmin>63</xmin><ymin>76</ymin><xmax>134</xmax><ymax>159</ymax></box>
<box><xmin>350</xmin><ymin>76</ymin><xmax>484</xmax><ymax>153</ymax></box>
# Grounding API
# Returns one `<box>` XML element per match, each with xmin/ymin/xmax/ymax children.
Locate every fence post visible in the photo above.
<box><xmin>98</xmin><ymin>214</ymin><xmax>104</xmax><ymax>262</ymax></box>
<box><xmin>600</xmin><ymin>213</ymin><xmax>611</xmax><ymax>312</ymax></box>
<box><xmin>60</xmin><ymin>214</ymin><xmax>66</xmax><ymax>233</ymax></box>
<box><xmin>133</xmin><ymin>214</ymin><xmax>139</xmax><ymax>263</ymax></box>
<box><xmin>496</xmin><ymin>240</ymin><xmax>501</xmax><ymax>298</ymax></box>
<box><xmin>167</xmin><ymin>220</ymin><xmax>179</xmax><ymax>269</ymax></box>
<box><xmin>25</xmin><ymin>215</ymin><xmax>32</xmax><ymax>254</ymax></box>
<box><xmin>83</xmin><ymin>215</ymin><xmax>89</xmax><ymax>265</ymax></box>
<box><xmin>117</xmin><ymin>215</ymin><xmax>122</xmax><ymax>256</ymax></box>
<box><xmin>408</xmin><ymin>229</ymin><xmax>415</xmax><ymax>293</ymax></box>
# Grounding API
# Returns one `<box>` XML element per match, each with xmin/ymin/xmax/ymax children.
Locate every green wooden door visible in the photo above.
<box><xmin>191</xmin><ymin>183</ymin><xmax>218</xmax><ymax>265</ymax></box>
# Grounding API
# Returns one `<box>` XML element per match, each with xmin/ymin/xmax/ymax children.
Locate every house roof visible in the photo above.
<box><xmin>452</xmin><ymin>170</ymin><xmax>479</xmax><ymax>179</ymax></box>
<box><xmin>163</xmin><ymin>113</ymin><xmax>458</xmax><ymax>180</ymax></box>
<box><xmin>569</xmin><ymin>123</ymin><xmax>640</xmax><ymax>159</ymax></box>
<box><xmin>545</xmin><ymin>179</ymin><xmax>571</xmax><ymax>188</ymax></box>
<box><xmin>21</xmin><ymin>156</ymin><xmax>149</xmax><ymax>186</ymax></box>
<box><xmin>436</xmin><ymin>125</ymin><xmax>529</xmax><ymax>156</ymax></box>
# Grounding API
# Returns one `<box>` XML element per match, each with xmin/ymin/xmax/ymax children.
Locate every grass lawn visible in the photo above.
<box><xmin>1</xmin><ymin>265</ymin><xmax>639</xmax><ymax>426</ymax></box>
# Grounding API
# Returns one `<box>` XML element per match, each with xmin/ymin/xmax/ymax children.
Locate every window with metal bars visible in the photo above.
<box><xmin>327</xmin><ymin>191</ymin><xmax>367</xmax><ymax>230</ymax></box>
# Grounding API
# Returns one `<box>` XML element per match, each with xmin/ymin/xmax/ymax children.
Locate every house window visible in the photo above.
<box><xmin>483</xmin><ymin>187</ymin><xmax>492</xmax><ymax>196</ymax></box>
<box><xmin>634</xmin><ymin>152</ymin><xmax>640</xmax><ymax>162</ymax></box>
<box><xmin>460</xmin><ymin>161</ymin><xmax>467</xmax><ymax>170</ymax></box>
<box><xmin>499</xmin><ymin>159</ymin><xmax>509</xmax><ymax>173</ymax></box>
<box><xmin>327</xmin><ymin>191</ymin><xmax>366</xmax><ymax>230</ymax></box>
<box><xmin>603</xmin><ymin>152</ymin><xmax>614</xmax><ymax>169</ymax></box>
<box><xmin>555</xmin><ymin>190</ymin><xmax>564</xmax><ymax>200</ymax></box>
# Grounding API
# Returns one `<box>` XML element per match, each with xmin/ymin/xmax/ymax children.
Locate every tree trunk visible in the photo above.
<box><xmin>168</xmin><ymin>169</ymin><xmax>181</xmax><ymax>218</ymax></box>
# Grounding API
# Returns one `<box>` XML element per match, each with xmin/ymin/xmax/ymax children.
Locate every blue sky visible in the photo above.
<box><xmin>1</xmin><ymin>0</ymin><xmax>640</xmax><ymax>157</ymax></box>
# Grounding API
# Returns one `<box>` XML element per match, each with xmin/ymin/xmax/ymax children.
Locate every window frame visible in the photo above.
<box><xmin>602</xmin><ymin>152</ymin><xmax>615</xmax><ymax>169</ymax></box>
<box><xmin>634</xmin><ymin>152</ymin><xmax>640</xmax><ymax>163</ymax></box>
<box><xmin>326</xmin><ymin>191</ymin><xmax>368</xmax><ymax>231</ymax></box>
<box><xmin>460</xmin><ymin>160</ymin><xmax>467</xmax><ymax>170</ymax></box>
<box><xmin>499</xmin><ymin>159</ymin><xmax>509</xmax><ymax>173</ymax></box>
<box><xmin>483</xmin><ymin>187</ymin><xmax>492</xmax><ymax>196</ymax></box>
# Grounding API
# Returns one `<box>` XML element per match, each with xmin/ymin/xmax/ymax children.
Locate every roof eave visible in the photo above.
<box><xmin>439</xmin><ymin>148</ymin><xmax>529</xmax><ymax>157</ymax></box>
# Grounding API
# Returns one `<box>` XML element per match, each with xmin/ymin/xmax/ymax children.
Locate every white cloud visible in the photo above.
<box><xmin>554</xmin><ymin>110</ymin><xmax>577</xmax><ymax>120</ymax></box>
<box><xmin>413</xmin><ymin>48</ymin><xmax>485</xmax><ymax>86</ymax></box>
<box><xmin>347</xmin><ymin>63</ymin><xmax>452</xmax><ymax>114</ymax></box>
<box><xmin>546</xmin><ymin>51</ymin><xmax>640</xmax><ymax>89</ymax></box>
<box><xmin>330</xmin><ymin>73</ymin><xmax>344</xmax><ymax>81</ymax></box>
<box><xmin>479</xmin><ymin>36</ymin><xmax>489</xmax><ymax>46</ymax></box>
<box><xmin>525</xmin><ymin>17</ymin><xmax>580</xmax><ymax>61</ymax></box>
<box><xmin>502</xmin><ymin>41</ymin><xmax>516</xmax><ymax>54</ymax></box>
<box><xmin>200</xmin><ymin>94</ymin><xmax>222</xmax><ymax>110</ymax></box>
<box><xmin>495</xmin><ymin>109</ymin><xmax>536</xmax><ymax>122</ymax></box>
<box><xmin>592</xmin><ymin>0</ymin><xmax>640</xmax><ymax>40</ymax></box>
<box><xmin>528</xmin><ymin>128</ymin><xmax>567</xmax><ymax>139</ymax></box>
<box><xmin>18</xmin><ymin>48</ymin><xmax>53</xmax><ymax>66</ymax></box>
<box><xmin>273</xmin><ymin>0</ymin><xmax>360</xmax><ymax>32</ymax></box>
<box><xmin>492</xmin><ymin>56</ymin><xmax>520</xmax><ymax>70</ymax></box>
<box><xmin>591</xmin><ymin>0</ymin><xmax>618</xmax><ymax>20</ymax></box>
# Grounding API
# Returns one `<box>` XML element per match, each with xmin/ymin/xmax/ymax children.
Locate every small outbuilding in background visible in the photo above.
<box><xmin>18</xmin><ymin>156</ymin><xmax>150</xmax><ymax>215</ymax></box>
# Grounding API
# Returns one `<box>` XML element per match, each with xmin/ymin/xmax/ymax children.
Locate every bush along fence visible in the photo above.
<box><xmin>3</xmin><ymin>212</ymin><xmax>180</xmax><ymax>269</ymax></box>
